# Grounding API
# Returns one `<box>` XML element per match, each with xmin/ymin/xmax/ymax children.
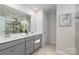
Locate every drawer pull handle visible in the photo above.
<box><xmin>35</xmin><ymin>39</ymin><xmax>40</xmax><ymax>43</ymax></box>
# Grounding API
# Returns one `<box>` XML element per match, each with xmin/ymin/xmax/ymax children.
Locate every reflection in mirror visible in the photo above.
<box><xmin>0</xmin><ymin>5</ymin><xmax>31</xmax><ymax>36</ymax></box>
<box><xmin>14</xmin><ymin>15</ymin><xmax>31</xmax><ymax>33</ymax></box>
<box><xmin>0</xmin><ymin>16</ymin><xmax>5</xmax><ymax>34</ymax></box>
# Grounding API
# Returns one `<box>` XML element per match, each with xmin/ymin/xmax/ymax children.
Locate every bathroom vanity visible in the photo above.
<box><xmin>0</xmin><ymin>33</ymin><xmax>42</xmax><ymax>55</ymax></box>
<box><xmin>0</xmin><ymin>5</ymin><xmax>43</xmax><ymax>55</ymax></box>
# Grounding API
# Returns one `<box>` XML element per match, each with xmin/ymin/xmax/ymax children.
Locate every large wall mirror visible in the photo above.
<box><xmin>0</xmin><ymin>5</ymin><xmax>31</xmax><ymax>35</ymax></box>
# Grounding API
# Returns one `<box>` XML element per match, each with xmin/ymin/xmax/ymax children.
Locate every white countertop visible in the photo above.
<box><xmin>0</xmin><ymin>33</ymin><xmax>42</xmax><ymax>44</ymax></box>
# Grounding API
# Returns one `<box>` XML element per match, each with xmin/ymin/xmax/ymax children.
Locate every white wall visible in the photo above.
<box><xmin>34</xmin><ymin>11</ymin><xmax>49</xmax><ymax>46</ymax></box>
<box><xmin>56</xmin><ymin>4</ymin><xmax>76</xmax><ymax>55</ymax></box>
<box><xmin>35</xmin><ymin>11</ymin><xmax>49</xmax><ymax>46</ymax></box>
<box><xmin>48</xmin><ymin>10</ymin><xmax>56</xmax><ymax>44</ymax></box>
<box><xmin>42</xmin><ymin>11</ymin><xmax>49</xmax><ymax>46</ymax></box>
<box><xmin>31</xmin><ymin>15</ymin><xmax>37</xmax><ymax>33</ymax></box>
<box><xmin>35</xmin><ymin>11</ymin><xmax>43</xmax><ymax>33</ymax></box>
<box><xmin>35</xmin><ymin>10</ymin><xmax>56</xmax><ymax>46</ymax></box>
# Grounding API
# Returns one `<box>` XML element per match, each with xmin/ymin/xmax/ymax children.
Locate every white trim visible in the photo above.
<box><xmin>56</xmin><ymin>50</ymin><xmax>68</xmax><ymax>55</ymax></box>
<box><xmin>56</xmin><ymin>49</ymin><xmax>76</xmax><ymax>55</ymax></box>
<box><xmin>48</xmin><ymin>41</ymin><xmax>56</xmax><ymax>44</ymax></box>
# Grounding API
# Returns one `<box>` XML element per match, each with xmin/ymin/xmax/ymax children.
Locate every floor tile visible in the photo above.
<box><xmin>33</xmin><ymin>43</ymin><xmax>57</xmax><ymax>55</ymax></box>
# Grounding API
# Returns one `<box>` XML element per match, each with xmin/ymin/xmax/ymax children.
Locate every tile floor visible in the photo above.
<box><xmin>33</xmin><ymin>43</ymin><xmax>57</xmax><ymax>55</ymax></box>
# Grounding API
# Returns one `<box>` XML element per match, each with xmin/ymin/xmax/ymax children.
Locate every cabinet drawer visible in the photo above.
<box><xmin>28</xmin><ymin>36</ymin><xmax>34</xmax><ymax>40</ymax></box>
<box><xmin>35</xmin><ymin>34</ymin><xmax>42</xmax><ymax>39</ymax></box>
<box><xmin>0</xmin><ymin>48</ymin><xmax>10</xmax><ymax>55</ymax></box>
<box><xmin>26</xmin><ymin>36</ymin><xmax>34</xmax><ymax>42</ymax></box>
<box><xmin>26</xmin><ymin>40</ymin><xmax>33</xmax><ymax>49</ymax></box>
<box><xmin>25</xmin><ymin>37</ymin><xmax>31</xmax><ymax>42</ymax></box>
<box><xmin>34</xmin><ymin>42</ymin><xmax>41</xmax><ymax>50</ymax></box>
<box><xmin>0</xmin><ymin>43</ymin><xmax>25</xmax><ymax>55</ymax></box>
<box><xmin>26</xmin><ymin>47</ymin><xmax>33</xmax><ymax>55</ymax></box>
<box><xmin>0</xmin><ymin>39</ymin><xmax>25</xmax><ymax>51</ymax></box>
<box><xmin>34</xmin><ymin>34</ymin><xmax>42</xmax><ymax>51</ymax></box>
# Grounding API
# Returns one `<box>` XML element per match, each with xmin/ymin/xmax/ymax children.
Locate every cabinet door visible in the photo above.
<box><xmin>0</xmin><ymin>43</ymin><xmax>25</xmax><ymax>55</ymax></box>
<box><xmin>34</xmin><ymin>39</ymin><xmax>41</xmax><ymax>50</ymax></box>
<box><xmin>0</xmin><ymin>49</ymin><xmax>10</xmax><ymax>55</ymax></box>
<box><xmin>26</xmin><ymin>39</ymin><xmax>33</xmax><ymax>49</ymax></box>
<box><xmin>10</xmin><ymin>43</ymin><xmax>25</xmax><ymax>55</ymax></box>
<box><xmin>34</xmin><ymin>35</ymin><xmax>42</xmax><ymax>50</ymax></box>
<box><xmin>26</xmin><ymin>47</ymin><xmax>33</xmax><ymax>55</ymax></box>
<box><xmin>26</xmin><ymin>38</ymin><xmax>34</xmax><ymax>55</ymax></box>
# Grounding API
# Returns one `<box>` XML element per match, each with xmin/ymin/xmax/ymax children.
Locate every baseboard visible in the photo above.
<box><xmin>48</xmin><ymin>41</ymin><xmax>56</xmax><ymax>45</ymax></box>
<box><xmin>56</xmin><ymin>50</ymin><xmax>75</xmax><ymax>55</ymax></box>
<box><xmin>56</xmin><ymin>50</ymin><xmax>68</xmax><ymax>55</ymax></box>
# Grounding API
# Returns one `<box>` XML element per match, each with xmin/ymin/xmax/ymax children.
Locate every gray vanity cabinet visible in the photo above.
<box><xmin>34</xmin><ymin>34</ymin><xmax>42</xmax><ymax>51</ymax></box>
<box><xmin>0</xmin><ymin>43</ymin><xmax>25</xmax><ymax>55</ymax></box>
<box><xmin>0</xmin><ymin>39</ymin><xmax>25</xmax><ymax>55</ymax></box>
<box><xmin>25</xmin><ymin>36</ymin><xmax>34</xmax><ymax>55</ymax></box>
<box><xmin>0</xmin><ymin>49</ymin><xmax>10</xmax><ymax>55</ymax></box>
<box><xmin>25</xmin><ymin>34</ymin><xmax>42</xmax><ymax>55</ymax></box>
<box><xmin>0</xmin><ymin>34</ymin><xmax>42</xmax><ymax>55</ymax></box>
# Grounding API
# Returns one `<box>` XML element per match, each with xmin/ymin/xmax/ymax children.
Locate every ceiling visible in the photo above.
<box><xmin>0</xmin><ymin>5</ymin><xmax>30</xmax><ymax>18</ymax></box>
<box><xmin>22</xmin><ymin>4</ymin><xmax>56</xmax><ymax>13</ymax></box>
<box><xmin>0</xmin><ymin>4</ymin><xmax>56</xmax><ymax>18</ymax></box>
